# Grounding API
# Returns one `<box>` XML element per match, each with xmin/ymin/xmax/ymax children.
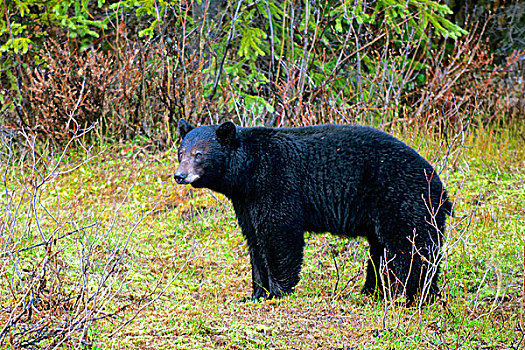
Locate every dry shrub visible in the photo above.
<box><xmin>208</xmin><ymin>15</ymin><xmax>523</xmax><ymax>132</ymax></box>
<box><xmin>413</xmin><ymin>28</ymin><xmax>525</xmax><ymax>131</ymax></box>
<box><xmin>13</xmin><ymin>39</ymin><xmax>114</xmax><ymax>144</ymax></box>
<box><xmin>3</xmin><ymin>34</ymin><xmax>211</xmax><ymax>147</ymax></box>
<box><xmin>0</xmin><ymin>129</ymin><xmax>198</xmax><ymax>348</ymax></box>
<box><xmin>292</xmin><ymin>28</ymin><xmax>523</xmax><ymax>131</ymax></box>
<box><xmin>1</xmin><ymin>4</ymin><xmax>523</xmax><ymax>146</ymax></box>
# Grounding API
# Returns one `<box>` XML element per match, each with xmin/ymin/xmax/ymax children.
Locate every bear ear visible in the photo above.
<box><xmin>178</xmin><ymin>119</ymin><xmax>194</xmax><ymax>139</ymax></box>
<box><xmin>216</xmin><ymin>121</ymin><xmax>236</xmax><ymax>145</ymax></box>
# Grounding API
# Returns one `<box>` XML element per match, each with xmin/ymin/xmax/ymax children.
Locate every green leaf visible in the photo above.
<box><xmin>239</xmin><ymin>26</ymin><xmax>267</xmax><ymax>59</ymax></box>
<box><xmin>1</xmin><ymin>37</ymin><xmax>31</xmax><ymax>54</ymax></box>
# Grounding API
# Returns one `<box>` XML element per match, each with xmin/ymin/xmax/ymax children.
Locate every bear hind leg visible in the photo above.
<box><xmin>400</xmin><ymin>249</ymin><xmax>441</xmax><ymax>305</ymax></box>
<box><xmin>386</xmin><ymin>235</ymin><xmax>442</xmax><ymax>305</ymax></box>
<box><xmin>362</xmin><ymin>234</ymin><xmax>385</xmax><ymax>297</ymax></box>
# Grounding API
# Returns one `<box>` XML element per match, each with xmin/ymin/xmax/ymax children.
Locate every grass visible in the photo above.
<box><xmin>1</xmin><ymin>123</ymin><xmax>524</xmax><ymax>349</ymax></box>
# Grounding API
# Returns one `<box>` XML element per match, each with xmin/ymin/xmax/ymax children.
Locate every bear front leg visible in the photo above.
<box><xmin>249</xmin><ymin>247</ymin><xmax>269</xmax><ymax>300</ymax></box>
<box><xmin>240</xmin><ymin>225</ymin><xmax>270</xmax><ymax>301</ymax></box>
<box><xmin>265</xmin><ymin>228</ymin><xmax>305</xmax><ymax>298</ymax></box>
<box><xmin>236</xmin><ymin>214</ymin><xmax>271</xmax><ymax>301</ymax></box>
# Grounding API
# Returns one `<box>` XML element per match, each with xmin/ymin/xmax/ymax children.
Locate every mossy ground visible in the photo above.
<box><xmin>1</xmin><ymin>123</ymin><xmax>523</xmax><ymax>349</ymax></box>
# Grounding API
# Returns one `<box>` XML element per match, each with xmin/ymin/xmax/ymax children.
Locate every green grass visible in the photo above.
<box><xmin>1</xmin><ymin>124</ymin><xmax>524</xmax><ymax>349</ymax></box>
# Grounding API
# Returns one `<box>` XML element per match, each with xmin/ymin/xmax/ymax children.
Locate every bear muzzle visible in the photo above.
<box><xmin>174</xmin><ymin>171</ymin><xmax>187</xmax><ymax>184</ymax></box>
<box><xmin>174</xmin><ymin>171</ymin><xmax>200</xmax><ymax>185</ymax></box>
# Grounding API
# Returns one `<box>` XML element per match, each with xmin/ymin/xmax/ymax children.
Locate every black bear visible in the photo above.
<box><xmin>174</xmin><ymin>119</ymin><xmax>452</xmax><ymax>303</ymax></box>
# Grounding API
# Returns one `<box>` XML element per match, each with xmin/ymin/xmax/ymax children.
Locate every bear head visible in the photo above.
<box><xmin>174</xmin><ymin>118</ymin><xmax>237</xmax><ymax>189</ymax></box>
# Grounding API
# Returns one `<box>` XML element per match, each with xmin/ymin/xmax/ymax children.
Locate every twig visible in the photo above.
<box><xmin>210</xmin><ymin>0</ymin><xmax>243</xmax><ymax>100</ymax></box>
<box><xmin>2</xmin><ymin>223</ymin><xmax>98</xmax><ymax>256</ymax></box>
<box><xmin>264</xmin><ymin>0</ymin><xmax>275</xmax><ymax>81</ymax></box>
<box><xmin>331</xmin><ymin>246</ymin><xmax>340</xmax><ymax>295</ymax></box>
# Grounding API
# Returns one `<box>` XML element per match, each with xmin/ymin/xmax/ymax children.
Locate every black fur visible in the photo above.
<box><xmin>174</xmin><ymin>119</ymin><xmax>452</xmax><ymax>303</ymax></box>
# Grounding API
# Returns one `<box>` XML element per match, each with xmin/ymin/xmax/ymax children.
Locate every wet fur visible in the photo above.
<box><xmin>175</xmin><ymin>120</ymin><xmax>452</xmax><ymax>302</ymax></box>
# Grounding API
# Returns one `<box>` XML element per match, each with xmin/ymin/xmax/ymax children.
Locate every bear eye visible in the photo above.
<box><xmin>194</xmin><ymin>152</ymin><xmax>202</xmax><ymax>160</ymax></box>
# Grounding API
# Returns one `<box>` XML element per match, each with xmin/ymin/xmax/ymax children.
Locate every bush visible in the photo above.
<box><xmin>0</xmin><ymin>0</ymin><xmax>523</xmax><ymax>146</ymax></box>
